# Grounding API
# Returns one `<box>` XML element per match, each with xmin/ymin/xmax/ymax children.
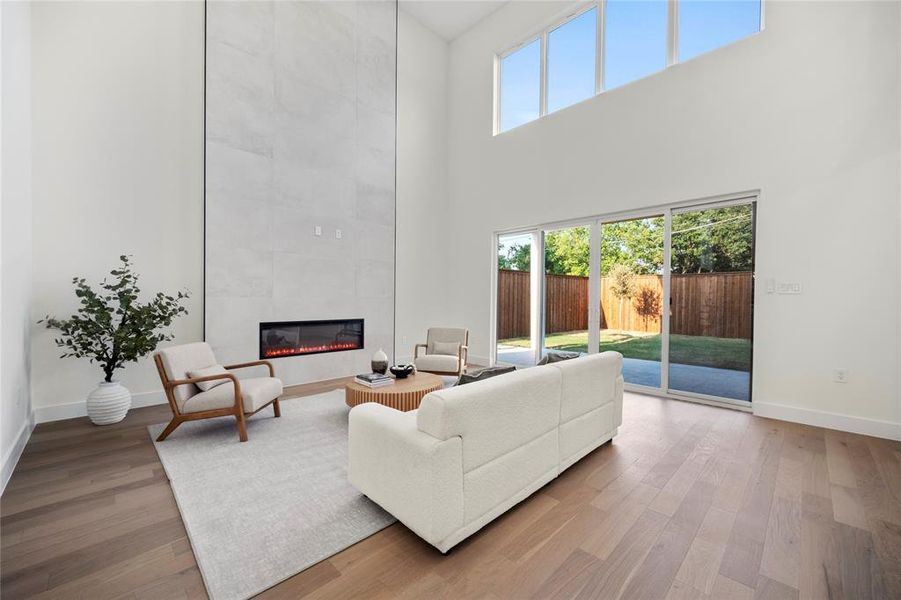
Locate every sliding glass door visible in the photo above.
<box><xmin>496</xmin><ymin>232</ymin><xmax>538</xmax><ymax>366</ymax></box>
<box><xmin>599</xmin><ymin>215</ymin><xmax>665</xmax><ymax>388</ymax></box>
<box><xmin>667</xmin><ymin>203</ymin><xmax>754</xmax><ymax>401</ymax></box>
<box><xmin>541</xmin><ymin>225</ymin><xmax>591</xmax><ymax>360</ymax></box>
<box><xmin>493</xmin><ymin>196</ymin><xmax>755</xmax><ymax>406</ymax></box>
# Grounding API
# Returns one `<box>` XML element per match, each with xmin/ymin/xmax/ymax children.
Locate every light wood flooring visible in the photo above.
<box><xmin>2</xmin><ymin>379</ymin><xmax>900</xmax><ymax>599</ymax></box>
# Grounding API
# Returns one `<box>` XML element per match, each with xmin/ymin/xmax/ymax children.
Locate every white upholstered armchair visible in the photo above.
<box><xmin>153</xmin><ymin>342</ymin><xmax>283</xmax><ymax>442</ymax></box>
<box><xmin>413</xmin><ymin>328</ymin><xmax>469</xmax><ymax>376</ymax></box>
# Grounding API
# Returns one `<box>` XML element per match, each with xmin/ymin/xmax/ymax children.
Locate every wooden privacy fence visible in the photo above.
<box><xmin>497</xmin><ymin>269</ymin><xmax>752</xmax><ymax>340</ymax></box>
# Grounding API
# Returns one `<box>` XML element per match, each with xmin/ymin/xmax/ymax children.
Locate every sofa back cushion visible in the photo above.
<box><xmin>550</xmin><ymin>352</ymin><xmax>623</xmax><ymax>468</ymax></box>
<box><xmin>417</xmin><ymin>365</ymin><xmax>561</xmax><ymax>473</ymax></box>
<box><xmin>549</xmin><ymin>352</ymin><xmax>622</xmax><ymax>423</ymax></box>
<box><xmin>156</xmin><ymin>342</ymin><xmax>218</xmax><ymax>406</ymax></box>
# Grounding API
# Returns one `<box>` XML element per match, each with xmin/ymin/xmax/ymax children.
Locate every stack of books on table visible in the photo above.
<box><xmin>354</xmin><ymin>373</ymin><xmax>394</xmax><ymax>388</ymax></box>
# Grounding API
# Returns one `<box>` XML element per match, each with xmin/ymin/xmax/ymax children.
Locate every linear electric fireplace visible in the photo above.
<box><xmin>259</xmin><ymin>319</ymin><xmax>364</xmax><ymax>359</ymax></box>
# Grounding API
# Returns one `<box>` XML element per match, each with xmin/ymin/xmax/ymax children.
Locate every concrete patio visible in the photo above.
<box><xmin>496</xmin><ymin>346</ymin><xmax>750</xmax><ymax>401</ymax></box>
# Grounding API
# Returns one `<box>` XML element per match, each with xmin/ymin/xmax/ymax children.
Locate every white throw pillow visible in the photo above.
<box><xmin>432</xmin><ymin>341</ymin><xmax>460</xmax><ymax>356</ymax></box>
<box><xmin>188</xmin><ymin>365</ymin><xmax>230</xmax><ymax>392</ymax></box>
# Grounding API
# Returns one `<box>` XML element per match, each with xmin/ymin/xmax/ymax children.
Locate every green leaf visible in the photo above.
<box><xmin>42</xmin><ymin>255</ymin><xmax>190</xmax><ymax>380</ymax></box>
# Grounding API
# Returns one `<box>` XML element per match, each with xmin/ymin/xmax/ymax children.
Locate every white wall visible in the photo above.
<box><xmin>1</xmin><ymin>0</ymin><xmax>35</xmax><ymax>491</ymax></box>
<box><xmin>30</xmin><ymin>1</ymin><xmax>204</xmax><ymax>422</ymax></box>
<box><xmin>395</xmin><ymin>10</ymin><xmax>452</xmax><ymax>363</ymax></box>
<box><xmin>898</xmin><ymin>0</ymin><xmax>901</xmax><ymax>434</ymax></box>
<box><xmin>445</xmin><ymin>0</ymin><xmax>901</xmax><ymax>437</ymax></box>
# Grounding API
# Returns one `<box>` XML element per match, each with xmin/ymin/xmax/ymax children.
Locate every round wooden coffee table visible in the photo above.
<box><xmin>345</xmin><ymin>372</ymin><xmax>444</xmax><ymax>412</ymax></box>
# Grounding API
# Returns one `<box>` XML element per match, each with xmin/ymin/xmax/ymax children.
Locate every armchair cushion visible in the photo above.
<box><xmin>432</xmin><ymin>341</ymin><xmax>460</xmax><ymax>356</ymax></box>
<box><xmin>414</xmin><ymin>355</ymin><xmax>460</xmax><ymax>373</ymax></box>
<box><xmin>187</xmin><ymin>365</ymin><xmax>230</xmax><ymax>391</ymax></box>
<box><xmin>426</xmin><ymin>327</ymin><xmax>468</xmax><ymax>354</ymax></box>
<box><xmin>156</xmin><ymin>342</ymin><xmax>218</xmax><ymax>405</ymax></box>
<box><xmin>181</xmin><ymin>377</ymin><xmax>283</xmax><ymax>414</ymax></box>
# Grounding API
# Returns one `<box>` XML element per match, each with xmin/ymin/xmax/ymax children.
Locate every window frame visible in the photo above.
<box><xmin>493</xmin><ymin>0</ymin><xmax>765</xmax><ymax>135</ymax></box>
<box><xmin>495</xmin><ymin>36</ymin><xmax>543</xmax><ymax>134</ymax></box>
<box><xmin>544</xmin><ymin>3</ymin><xmax>601</xmax><ymax>115</ymax></box>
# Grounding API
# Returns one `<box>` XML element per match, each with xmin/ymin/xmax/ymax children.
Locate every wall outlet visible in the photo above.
<box><xmin>335</xmin><ymin>228</ymin><xmax>342</xmax><ymax>239</ymax></box>
<box><xmin>833</xmin><ymin>368</ymin><xmax>848</xmax><ymax>383</ymax></box>
<box><xmin>314</xmin><ymin>225</ymin><xmax>322</xmax><ymax>236</ymax></box>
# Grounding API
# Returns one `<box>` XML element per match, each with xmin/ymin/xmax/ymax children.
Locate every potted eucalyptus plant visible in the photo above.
<box><xmin>41</xmin><ymin>255</ymin><xmax>189</xmax><ymax>425</ymax></box>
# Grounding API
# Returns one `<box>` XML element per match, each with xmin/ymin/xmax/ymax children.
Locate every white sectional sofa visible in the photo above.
<box><xmin>348</xmin><ymin>352</ymin><xmax>624</xmax><ymax>553</ymax></box>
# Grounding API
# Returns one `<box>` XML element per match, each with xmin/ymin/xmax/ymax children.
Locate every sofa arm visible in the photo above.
<box><xmin>348</xmin><ymin>403</ymin><xmax>463</xmax><ymax>547</ymax></box>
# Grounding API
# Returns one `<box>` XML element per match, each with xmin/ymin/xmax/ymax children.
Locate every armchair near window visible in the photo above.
<box><xmin>153</xmin><ymin>342</ymin><xmax>282</xmax><ymax>442</ymax></box>
<box><xmin>413</xmin><ymin>328</ymin><xmax>469</xmax><ymax>376</ymax></box>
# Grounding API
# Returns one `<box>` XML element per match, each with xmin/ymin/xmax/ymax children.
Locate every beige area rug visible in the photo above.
<box><xmin>148</xmin><ymin>390</ymin><xmax>395</xmax><ymax>600</ymax></box>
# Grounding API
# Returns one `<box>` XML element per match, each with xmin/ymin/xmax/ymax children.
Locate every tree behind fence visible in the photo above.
<box><xmin>497</xmin><ymin>269</ymin><xmax>752</xmax><ymax>340</ymax></box>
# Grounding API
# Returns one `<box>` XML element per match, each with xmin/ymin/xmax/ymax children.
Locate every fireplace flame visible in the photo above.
<box><xmin>263</xmin><ymin>342</ymin><xmax>361</xmax><ymax>358</ymax></box>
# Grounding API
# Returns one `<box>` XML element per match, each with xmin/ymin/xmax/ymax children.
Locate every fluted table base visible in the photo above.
<box><xmin>345</xmin><ymin>372</ymin><xmax>444</xmax><ymax>412</ymax></box>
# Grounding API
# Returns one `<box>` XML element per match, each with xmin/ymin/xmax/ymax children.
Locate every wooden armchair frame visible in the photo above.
<box><xmin>413</xmin><ymin>330</ymin><xmax>469</xmax><ymax>376</ymax></box>
<box><xmin>154</xmin><ymin>356</ymin><xmax>281</xmax><ymax>443</ymax></box>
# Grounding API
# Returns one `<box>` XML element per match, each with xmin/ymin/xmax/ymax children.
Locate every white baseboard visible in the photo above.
<box><xmin>753</xmin><ymin>401</ymin><xmax>901</xmax><ymax>441</ymax></box>
<box><xmin>2</xmin><ymin>412</ymin><xmax>35</xmax><ymax>495</ymax></box>
<box><xmin>34</xmin><ymin>389</ymin><xmax>168</xmax><ymax>424</ymax></box>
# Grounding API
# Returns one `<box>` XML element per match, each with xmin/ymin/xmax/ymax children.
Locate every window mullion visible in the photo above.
<box><xmin>540</xmin><ymin>31</ymin><xmax>548</xmax><ymax>116</ymax></box>
<box><xmin>596</xmin><ymin>0</ymin><xmax>605</xmax><ymax>93</ymax></box>
<box><xmin>494</xmin><ymin>55</ymin><xmax>502</xmax><ymax>135</ymax></box>
<box><xmin>668</xmin><ymin>0</ymin><xmax>678</xmax><ymax>66</ymax></box>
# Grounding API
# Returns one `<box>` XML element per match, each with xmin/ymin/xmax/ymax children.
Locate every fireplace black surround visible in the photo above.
<box><xmin>259</xmin><ymin>319</ymin><xmax>364</xmax><ymax>359</ymax></box>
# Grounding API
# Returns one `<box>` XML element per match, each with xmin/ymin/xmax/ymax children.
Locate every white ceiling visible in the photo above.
<box><xmin>400</xmin><ymin>1</ymin><xmax>508</xmax><ymax>41</ymax></box>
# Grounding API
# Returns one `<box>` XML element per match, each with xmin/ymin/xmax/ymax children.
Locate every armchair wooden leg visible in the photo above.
<box><xmin>273</xmin><ymin>397</ymin><xmax>281</xmax><ymax>418</ymax></box>
<box><xmin>236</xmin><ymin>410</ymin><xmax>248</xmax><ymax>442</ymax></box>
<box><xmin>156</xmin><ymin>418</ymin><xmax>182</xmax><ymax>442</ymax></box>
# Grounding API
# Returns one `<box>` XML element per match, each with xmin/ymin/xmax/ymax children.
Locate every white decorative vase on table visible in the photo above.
<box><xmin>87</xmin><ymin>381</ymin><xmax>132</xmax><ymax>425</ymax></box>
<box><xmin>371</xmin><ymin>348</ymin><xmax>389</xmax><ymax>374</ymax></box>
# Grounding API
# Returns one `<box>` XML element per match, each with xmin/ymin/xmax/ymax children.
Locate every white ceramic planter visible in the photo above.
<box><xmin>87</xmin><ymin>381</ymin><xmax>132</xmax><ymax>425</ymax></box>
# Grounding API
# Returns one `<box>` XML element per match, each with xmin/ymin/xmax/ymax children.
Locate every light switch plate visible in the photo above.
<box><xmin>777</xmin><ymin>282</ymin><xmax>802</xmax><ymax>294</ymax></box>
<box><xmin>314</xmin><ymin>225</ymin><xmax>322</xmax><ymax>236</ymax></box>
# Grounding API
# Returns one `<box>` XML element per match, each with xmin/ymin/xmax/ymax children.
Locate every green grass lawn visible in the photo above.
<box><xmin>500</xmin><ymin>330</ymin><xmax>751</xmax><ymax>371</ymax></box>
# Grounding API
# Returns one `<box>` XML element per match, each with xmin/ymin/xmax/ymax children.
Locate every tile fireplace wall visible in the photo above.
<box><xmin>204</xmin><ymin>0</ymin><xmax>396</xmax><ymax>384</ymax></box>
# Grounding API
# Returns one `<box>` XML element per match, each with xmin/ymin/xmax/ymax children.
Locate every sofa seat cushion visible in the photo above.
<box><xmin>559</xmin><ymin>402</ymin><xmax>615</xmax><ymax>470</ymax></box>
<box><xmin>180</xmin><ymin>377</ymin><xmax>283</xmax><ymax>414</ymax></box>
<box><xmin>415</xmin><ymin>354</ymin><xmax>460</xmax><ymax>373</ymax></box>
